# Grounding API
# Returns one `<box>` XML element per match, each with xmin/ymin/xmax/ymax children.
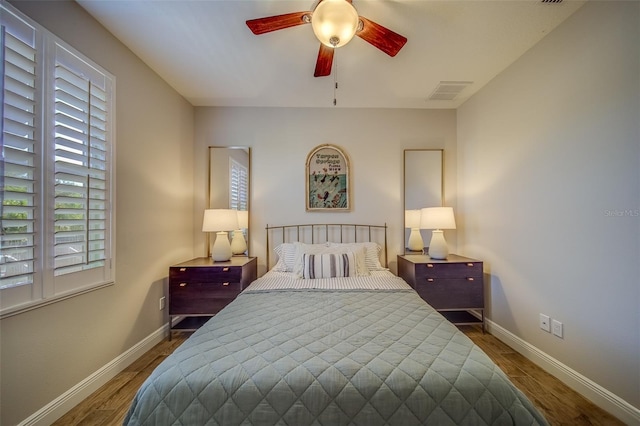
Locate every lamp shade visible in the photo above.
<box><xmin>202</xmin><ymin>209</ymin><xmax>239</xmax><ymax>232</ymax></box>
<box><xmin>421</xmin><ymin>207</ymin><xmax>456</xmax><ymax>230</ymax></box>
<box><xmin>237</xmin><ymin>210</ymin><xmax>249</xmax><ymax>229</ymax></box>
<box><xmin>404</xmin><ymin>210</ymin><xmax>422</xmax><ymax>229</ymax></box>
<box><xmin>312</xmin><ymin>0</ymin><xmax>359</xmax><ymax>48</ymax></box>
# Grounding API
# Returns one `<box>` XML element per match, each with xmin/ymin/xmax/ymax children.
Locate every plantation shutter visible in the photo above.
<box><xmin>229</xmin><ymin>158</ymin><xmax>248</xmax><ymax>211</ymax></box>
<box><xmin>1</xmin><ymin>2</ymin><xmax>114</xmax><ymax>316</ymax></box>
<box><xmin>0</xmin><ymin>17</ymin><xmax>38</xmax><ymax>302</ymax></box>
<box><xmin>52</xmin><ymin>44</ymin><xmax>112</xmax><ymax>284</ymax></box>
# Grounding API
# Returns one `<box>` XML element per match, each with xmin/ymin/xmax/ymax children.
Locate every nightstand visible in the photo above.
<box><xmin>168</xmin><ymin>256</ymin><xmax>257</xmax><ymax>339</ymax></box>
<box><xmin>398</xmin><ymin>254</ymin><xmax>485</xmax><ymax>332</ymax></box>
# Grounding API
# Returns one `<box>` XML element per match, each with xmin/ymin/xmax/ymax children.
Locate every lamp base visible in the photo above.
<box><xmin>212</xmin><ymin>231</ymin><xmax>232</xmax><ymax>262</ymax></box>
<box><xmin>407</xmin><ymin>228</ymin><xmax>424</xmax><ymax>252</ymax></box>
<box><xmin>428</xmin><ymin>230</ymin><xmax>449</xmax><ymax>260</ymax></box>
<box><xmin>230</xmin><ymin>230</ymin><xmax>247</xmax><ymax>255</ymax></box>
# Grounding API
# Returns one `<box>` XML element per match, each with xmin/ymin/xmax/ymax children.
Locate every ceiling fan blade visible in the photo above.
<box><xmin>246</xmin><ymin>12</ymin><xmax>310</xmax><ymax>35</ymax></box>
<box><xmin>314</xmin><ymin>44</ymin><xmax>334</xmax><ymax>77</ymax></box>
<box><xmin>356</xmin><ymin>16</ymin><xmax>407</xmax><ymax>57</ymax></box>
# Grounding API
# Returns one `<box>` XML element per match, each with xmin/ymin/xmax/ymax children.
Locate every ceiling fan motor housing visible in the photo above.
<box><xmin>311</xmin><ymin>0</ymin><xmax>359</xmax><ymax>48</ymax></box>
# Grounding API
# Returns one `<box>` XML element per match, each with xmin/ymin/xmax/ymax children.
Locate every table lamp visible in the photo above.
<box><xmin>421</xmin><ymin>207</ymin><xmax>456</xmax><ymax>260</ymax></box>
<box><xmin>202</xmin><ymin>209</ymin><xmax>239</xmax><ymax>261</ymax></box>
<box><xmin>405</xmin><ymin>209</ymin><xmax>424</xmax><ymax>252</ymax></box>
<box><xmin>230</xmin><ymin>210</ymin><xmax>248</xmax><ymax>255</ymax></box>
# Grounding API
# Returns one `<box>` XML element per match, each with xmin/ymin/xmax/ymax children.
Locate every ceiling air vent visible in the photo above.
<box><xmin>428</xmin><ymin>81</ymin><xmax>473</xmax><ymax>101</ymax></box>
<box><xmin>541</xmin><ymin>0</ymin><xmax>563</xmax><ymax>3</ymax></box>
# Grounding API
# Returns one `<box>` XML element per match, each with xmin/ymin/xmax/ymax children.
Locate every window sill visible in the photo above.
<box><xmin>0</xmin><ymin>281</ymin><xmax>114</xmax><ymax>320</ymax></box>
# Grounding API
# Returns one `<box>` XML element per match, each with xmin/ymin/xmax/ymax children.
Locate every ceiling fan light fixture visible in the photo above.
<box><xmin>311</xmin><ymin>0</ymin><xmax>359</xmax><ymax>48</ymax></box>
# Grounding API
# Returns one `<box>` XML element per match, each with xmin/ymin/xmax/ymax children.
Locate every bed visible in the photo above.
<box><xmin>124</xmin><ymin>224</ymin><xmax>547</xmax><ymax>425</ymax></box>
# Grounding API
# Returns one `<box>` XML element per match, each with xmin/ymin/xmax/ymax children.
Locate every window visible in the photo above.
<box><xmin>229</xmin><ymin>158</ymin><xmax>248</xmax><ymax>211</ymax></box>
<box><xmin>1</xmin><ymin>3</ymin><xmax>115</xmax><ymax>317</ymax></box>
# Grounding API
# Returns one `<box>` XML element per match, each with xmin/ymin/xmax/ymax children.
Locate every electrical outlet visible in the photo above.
<box><xmin>159</xmin><ymin>296</ymin><xmax>166</xmax><ymax>311</ymax></box>
<box><xmin>552</xmin><ymin>319</ymin><xmax>563</xmax><ymax>338</ymax></box>
<box><xmin>539</xmin><ymin>314</ymin><xmax>551</xmax><ymax>332</ymax></box>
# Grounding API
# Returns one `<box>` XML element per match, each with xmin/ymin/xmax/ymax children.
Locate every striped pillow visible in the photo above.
<box><xmin>302</xmin><ymin>252</ymin><xmax>356</xmax><ymax>279</ymax></box>
<box><xmin>272</xmin><ymin>243</ymin><xmax>298</xmax><ymax>272</ymax></box>
<box><xmin>273</xmin><ymin>242</ymin><xmax>331</xmax><ymax>272</ymax></box>
<box><xmin>328</xmin><ymin>242</ymin><xmax>385</xmax><ymax>270</ymax></box>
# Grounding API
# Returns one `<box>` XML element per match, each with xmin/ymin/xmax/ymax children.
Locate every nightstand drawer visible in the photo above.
<box><xmin>169</xmin><ymin>281</ymin><xmax>242</xmax><ymax>315</ymax></box>
<box><xmin>170</xmin><ymin>266</ymin><xmax>242</xmax><ymax>284</ymax></box>
<box><xmin>169</xmin><ymin>280</ymin><xmax>242</xmax><ymax>295</ymax></box>
<box><xmin>415</xmin><ymin>262</ymin><xmax>482</xmax><ymax>279</ymax></box>
<box><xmin>415</xmin><ymin>278</ymin><xmax>483</xmax><ymax>310</ymax></box>
<box><xmin>170</xmin><ymin>296</ymin><xmax>237</xmax><ymax>315</ymax></box>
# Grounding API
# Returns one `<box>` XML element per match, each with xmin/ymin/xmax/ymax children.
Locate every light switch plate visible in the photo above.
<box><xmin>552</xmin><ymin>319</ymin><xmax>563</xmax><ymax>338</ymax></box>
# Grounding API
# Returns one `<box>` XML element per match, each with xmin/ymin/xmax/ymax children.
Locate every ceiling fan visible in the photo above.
<box><xmin>246</xmin><ymin>0</ymin><xmax>407</xmax><ymax>77</ymax></box>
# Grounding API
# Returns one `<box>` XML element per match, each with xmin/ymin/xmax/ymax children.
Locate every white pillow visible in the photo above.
<box><xmin>327</xmin><ymin>242</ymin><xmax>385</xmax><ymax>270</ymax></box>
<box><xmin>293</xmin><ymin>243</ymin><xmax>369</xmax><ymax>277</ymax></box>
<box><xmin>272</xmin><ymin>243</ymin><xmax>298</xmax><ymax>272</ymax></box>
<box><xmin>273</xmin><ymin>242</ymin><xmax>329</xmax><ymax>272</ymax></box>
<box><xmin>301</xmin><ymin>252</ymin><xmax>356</xmax><ymax>279</ymax></box>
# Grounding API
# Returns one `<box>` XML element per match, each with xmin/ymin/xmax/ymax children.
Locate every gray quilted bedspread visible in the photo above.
<box><xmin>124</xmin><ymin>289</ymin><xmax>548</xmax><ymax>425</ymax></box>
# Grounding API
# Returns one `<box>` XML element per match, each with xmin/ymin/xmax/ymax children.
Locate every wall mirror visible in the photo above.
<box><xmin>208</xmin><ymin>146</ymin><xmax>251</xmax><ymax>256</ymax></box>
<box><xmin>403</xmin><ymin>149</ymin><xmax>443</xmax><ymax>253</ymax></box>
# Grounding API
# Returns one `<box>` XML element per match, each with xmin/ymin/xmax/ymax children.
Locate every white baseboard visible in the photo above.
<box><xmin>486</xmin><ymin>319</ymin><xmax>640</xmax><ymax>425</ymax></box>
<box><xmin>19</xmin><ymin>324</ymin><xmax>168</xmax><ymax>426</ymax></box>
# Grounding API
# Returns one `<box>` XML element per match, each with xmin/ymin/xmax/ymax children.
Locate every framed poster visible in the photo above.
<box><xmin>306</xmin><ymin>144</ymin><xmax>350</xmax><ymax>211</ymax></box>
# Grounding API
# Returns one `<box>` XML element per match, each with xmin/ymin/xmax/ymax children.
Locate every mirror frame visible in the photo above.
<box><xmin>207</xmin><ymin>146</ymin><xmax>251</xmax><ymax>257</ymax></box>
<box><xmin>403</xmin><ymin>149</ymin><xmax>444</xmax><ymax>253</ymax></box>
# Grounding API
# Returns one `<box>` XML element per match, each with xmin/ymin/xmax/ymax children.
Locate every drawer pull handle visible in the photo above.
<box><xmin>223</xmin><ymin>267</ymin><xmax>230</xmax><ymax>272</ymax></box>
<box><xmin>467</xmin><ymin>263</ymin><xmax>474</xmax><ymax>267</ymax></box>
<box><xmin>467</xmin><ymin>277</ymin><xmax>475</xmax><ymax>281</ymax></box>
<box><xmin>179</xmin><ymin>268</ymin><xmax>186</xmax><ymax>272</ymax></box>
<box><xmin>427</xmin><ymin>278</ymin><xmax>434</xmax><ymax>282</ymax></box>
<box><xmin>179</xmin><ymin>282</ymin><xmax>187</xmax><ymax>287</ymax></box>
<box><xmin>427</xmin><ymin>264</ymin><xmax>434</xmax><ymax>268</ymax></box>
<box><xmin>223</xmin><ymin>282</ymin><xmax>230</xmax><ymax>286</ymax></box>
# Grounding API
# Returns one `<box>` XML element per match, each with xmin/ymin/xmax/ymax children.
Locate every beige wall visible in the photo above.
<box><xmin>194</xmin><ymin>107</ymin><xmax>458</xmax><ymax>274</ymax></box>
<box><xmin>457</xmin><ymin>0</ymin><xmax>639</xmax><ymax>413</ymax></box>
<box><xmin>1</xmin><ymin>1</ymin><xmax>195</xmax><ymax>424</ymax></box>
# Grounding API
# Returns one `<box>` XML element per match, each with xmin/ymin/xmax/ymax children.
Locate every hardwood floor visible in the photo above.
<box><xmin>53</xmin><ymin>327</ymin><xmax>623</xmax><ymax>425</ymax></box>
<box><xmin>52</xmin><ymin>333</ymin><xmax>189</xmax><ymax>426</ymax></box>
<box><xmin>460</xmin><ymin>326</ymin><xmax>623</xmax><ymax>426</ymax></box>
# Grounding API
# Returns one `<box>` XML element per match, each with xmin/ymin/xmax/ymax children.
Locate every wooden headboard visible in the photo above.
<box><xmin>265</xmin><ymin>223</ymin><xmax>388</xmax><ymax>270</ymax></box>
